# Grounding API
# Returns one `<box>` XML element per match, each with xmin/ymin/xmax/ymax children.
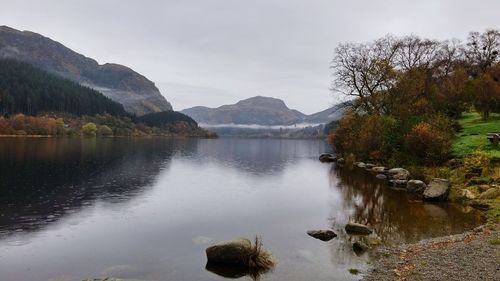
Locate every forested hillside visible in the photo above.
<box><xmin>0</xmin><ymin>59</ymin><xmax>128</xmax><ymax>116</ymax></box>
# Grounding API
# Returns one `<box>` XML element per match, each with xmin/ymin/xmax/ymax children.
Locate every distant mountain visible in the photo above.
<box><xmin>182</xmin><ymin>96</ymin><xmax>306</xmax><ymax>126</ymax></box>
<box><xmin>303</xmin><ymin>101</ymin><xmax>350</xmax><ymax>124</ymax></box>
<box><xmin>182</xmin><ymin>96</ymin><xmax>348</xmax><ymax>126</ymax></box>
<box><xmin>0</xmin><ymin>25</ymin><xmax>172</xmax><ymax>116</ymax></box>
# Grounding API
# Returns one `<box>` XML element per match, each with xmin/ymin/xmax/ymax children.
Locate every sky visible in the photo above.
<box><xmin>1</xmin><ymin>0</ymin><xmax>499</xmax><ymax>114</ymax></box>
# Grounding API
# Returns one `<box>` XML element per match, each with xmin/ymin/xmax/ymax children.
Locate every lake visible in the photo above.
<box><xmin>0</xmin><ymin>138</ymin><xmax>485</xmax><ymax>281</ymax></box>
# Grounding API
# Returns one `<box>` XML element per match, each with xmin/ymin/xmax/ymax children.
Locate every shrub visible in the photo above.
<box><xmin>405</xmin><ymin>121</ymin><xmax>452</xmax><ymax>165</ymax></box>
<box><xmin>81</xmin><ymin>122</ymin><xmax>97</xmax><ymax>137</ymax></box>
<box><xmin>98</xmin><ymin>125</ymin><xmax>113</xmax><ymax>136</ymax></box>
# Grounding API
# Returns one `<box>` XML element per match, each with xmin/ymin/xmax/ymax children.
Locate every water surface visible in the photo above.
<box><xmin>0</xmin><ymin>138</ymin><xmax>484</xmax><ymax>281</ymax></box>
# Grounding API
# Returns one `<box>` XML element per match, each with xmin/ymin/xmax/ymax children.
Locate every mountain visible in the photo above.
<box><xmin>181</xmin><ymin>96</ymin><xmax>306</xmax><ymax>125</ymax></box>
<box><xmin>0</xmin><ymin>59</ymin><xmax>128</xmax><ymax>117</ymax></box>
<box><xmin>303</xmin><ymin>101</ymin><xmax>350</xmax><ymax>124</ymax></box>
<box><xmin>0</xmin><ymin>25</ymin><xmax>172</xmax><ymax>116</ymax></box>
<box><xmin>182</xmin><ymin>96</ymin><xmax>348</xmax><ymax>126</ymax></box>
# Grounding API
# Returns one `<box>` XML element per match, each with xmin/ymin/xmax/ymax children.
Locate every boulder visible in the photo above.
<box><xmin>371</xmin><ymin>166</ymin><xmax>387</xmax><ymax>174</ymax></box>
<box><xmin>353</xmin><ymin>241</ymin><xmax>369</xmax><ymax>252</ymax></box>
<box><xmin>388</xmin><ymin>168</ymin><xmax>410</xmax><ymax>180</ymax></box>
<box><xmin>365</xmin><ymin>163</ymin><xmax>375</xmax><ymax>170</ymax></box>
<box><xmin>336</xmin><ymin>158</ymin><xmax>345</xmax><ymax>164</ymax></box>
<box><xmin>406</xmin><ymin>180</ymin><xmax>427</xmax><ymax>194</ymax></box>
<box><xmin>479</xmin><ymin>188</ymin><xmax>500</xmax><ymax>199</ymax></box>
<box><xmin>478</xmin><ymin>185</ymin><xmax>492</xmax><ymax>193</ymax></box>
<box><xmin>345</xmin><ymin>222</ymin><xmax>373</xmax><ymax>235</ymax></box>
<box><xmin>307</xmin><ymin>230</ymin><xmax>337</xmax><ymax>241</ymax></box>
<box><xmin>389</xmin><ymin>179</ymin><xmax>408</xmax><ymax>188</ymax></box>
<box><xmin>461</xmin><ymin>189</ymin><xmax>475</xmax><ymax>200</ymax></box>
<box><xmin>375</xmin><ymin>174</ymin><xmax>387</xmax><ymax>180</ymax></box>
<box><xmin>355</xmin><ymin>162</ymin><xmax>366</xmax><ymax>168</ymax></box>
<box><xmin>423</xmin><ymin>178</ymin><xmax>450</xmax><ymax>201</ymax></box>
<box><xmin>206</xmin><ymin>239</ymin><xmax>253</xmax><ymax>265</ymax></box>
<box><xmin>319</xmin><ymin>153</ymin><xmax>336</xmax><ymax>163</ymax></box>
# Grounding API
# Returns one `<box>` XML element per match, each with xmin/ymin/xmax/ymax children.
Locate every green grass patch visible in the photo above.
<box><xmin>489</xmin><ymin>237</ymin><xmax>500</xmax><ymax>245</ymax></box>
<box><xmin>452</xmin><ymin>112</ymin><xmax>500</xmax><ymax>159</ymax></box>
<box><xmin>348</xmin><ymin>268</ymin><xmax>360</xmax><ymax>275</ymax></box>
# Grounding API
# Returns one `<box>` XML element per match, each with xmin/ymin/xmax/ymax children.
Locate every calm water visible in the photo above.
<box><xmin>0</xmin><ymin>138</ymin><xmax>484</xmax><ymax>281</ymax></box>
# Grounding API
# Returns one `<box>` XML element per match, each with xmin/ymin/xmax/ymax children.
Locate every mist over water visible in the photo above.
<box><xmin>0</xmin><ymin>138</ymin><xmax>484</xmax><ymax>281</ymax></box>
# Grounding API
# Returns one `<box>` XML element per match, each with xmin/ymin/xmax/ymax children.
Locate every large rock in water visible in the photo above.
<box><xmin>388</xmin><ymin>168</ymin><xmax>410</xmax><ymax>180</ymax></box>
<box><xmin>206</xmin><ymin>239</ymin><xmax>253</xmax><ymax>265</ymax></box>
<box><xmin>423</xmin><ymin>178</ymin><xmax>450</xmax><ymax>201</ymax></box>
<box><xmin>319</xmin><ymin>153</ymin><xmax>336</xmax><ymax>163</ymax></box>
<box><xmin>407</xmin><ymin>180</ymin><xmax>427</xmax><ymax>194</ymax></box>
<box><xmin>307</xmin><ymin>230</ymin><xmax>337</xmax><ymax>241</ymax></box>
<box><xmin>345</xmin><ymin>222</ymin><xmax>373</xmax><ymax>235</ymax></box>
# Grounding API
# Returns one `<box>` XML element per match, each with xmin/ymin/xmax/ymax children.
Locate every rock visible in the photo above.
<box><xmin>356</xmin><ymin>162</ymin><xmax>366</xmax><ymax>168</ymax></box>
<box><xmin>469</xmin><ymin>177</ymin><xmax>492</xmax><ymax>185</ymax></box>
<box><xmin>478</xmin><ymin>188</ymin><xmax>500</xmax><ymax>199</ymax></box>
<box><xmin>345</xmin><ymin>222</ymin><xmax>373</xmax><ymax>235</ymax></box>
<box><xmin>423</xmin><ymin>178</ymin><xmax>450</xmax><ymax>201</ymax></box>
<box><xmin>375</xmin><ymin>174</ymin><xmax>387</xmax><ymax>180</ymax></box>
<box><xmin>307</xmin><ymin>230</ymin><xmax>337</xmax><ymax>241</ymax></box>
<box><xmin>336</xmin><ymin>158</ymin><xmax>345</xmax><ymax>164</ymax></box>
<box><xmin>461</xmin><ymin>189</ymin><xmax>475</xmax><ymax>200</ymax></box>
<box><xmin>371</xmin><ymin>166</ymin><xmax>387</xmax><ymax>173</ymax></box>
<box><xmin>206</xmin><ymin>239</ymin><xmax>253</xmax><ymax>265</ymax></box>
<box><xmin>478</xmin><ymin>185</ymin><xmax>491</xmax><ymax>193</ymax></box>
<box><xmin>470</xmin><ymin>201</ymin><xmax>490</xmax><ymax>210</ymax></box>
<box><xmin>407</xmin><ymin>180</ymin><xmax>427</xmax><ymax>194</ymax></box>
<box><xmin>389</xmin><ymin>179</ymin><xmax>408</xmax><ymax>188</ymax></box>
<box><xmin>365</xmin><ymin>163</ymin><xmax>375</xmax><ymax>170</ymax></box>
<box><xmin>319</xmin><ymin>153</ymin><xmax>336</xmax><ymax>163</ymax></box>
<box><xmin>388</xmin><ymin>168</ymin><xmax>410</xmax><ymax>180</ymax></box>
<box><xmin>448</xmin><ymin>158</ymin><xmax>463</xmax><ymax>169</ymax></box>
<box><xmin>353</xmin><ymin>241</ymin><xmax>369</xmax><ymax>252</ymax></box>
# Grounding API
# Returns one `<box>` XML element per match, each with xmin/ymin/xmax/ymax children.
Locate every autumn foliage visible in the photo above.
<box><xmin>329</xmin><ymin>30</ymin><xmax>500</xmax><ymax>165</ymax></box>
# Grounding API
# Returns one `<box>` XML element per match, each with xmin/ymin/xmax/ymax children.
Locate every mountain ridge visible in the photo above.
<box><xmin>181</xmin><ymin>96</ymin><xmax>346</xmax><ymax>126</ymax></box>
<box><xmin>0</xmin><ymin>25</ymin><xmax>172</xmax><ymax>116</ymax></box>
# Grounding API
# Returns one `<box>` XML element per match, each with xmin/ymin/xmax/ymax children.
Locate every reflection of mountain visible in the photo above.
<box><xmin>329</xmin><ymin>165</ymin><xmax>485</xmax><ymax>243</ymax></box>
<box><xmin>190</xmin><ymin>138</ymin><xmax>328</xmax><ymax>175</ymax></box>
<box><xmin>0</xmin><ymin>138</ymin><xmax>184</xmax><ymax>237</ymax></box>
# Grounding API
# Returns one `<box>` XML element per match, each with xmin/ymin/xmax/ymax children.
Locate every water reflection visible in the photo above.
<box><xmin>331</xmin><ymin>164</ymin><xmax>484</xmax><ymax>243</ymax></box>
<box><xmin>0</xmin><ymin>138</ymin><xmax>178</xmax><ymax>237</ymax></box>
<box><xmin>0</xmin><ymin>138</ymin><xmax>485</xmax><ymax>281</ymax></box>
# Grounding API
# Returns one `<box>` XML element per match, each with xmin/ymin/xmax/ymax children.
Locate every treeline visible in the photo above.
<box><xmin>0</xmin><ymin>113</ymin><xmax>212</xmax><ymax>137</ymax></box>
<box><xmin>0</xmin><ymin>59</ymin><xmax>129</xmax><ymax>117</ymax></box>
<box><xmin>329</xmin><ymin>30</ymin><xmax>500</xmax><ymax>165</ymax></box>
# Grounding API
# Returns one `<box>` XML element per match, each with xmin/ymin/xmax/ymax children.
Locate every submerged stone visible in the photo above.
<box><xmin>345</xmin><ymin>222</ymin><xmax>373</xmax><ymax>235</ymax></box>
<box><xmin>307</xmin><ymin>230</ymin><xmax>337</xmax><ymax>241</ymax></box>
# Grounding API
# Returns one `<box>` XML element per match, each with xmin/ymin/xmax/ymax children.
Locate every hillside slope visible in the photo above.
<box><xmin>0</xmin><ymin>25</ymin><xmax>172</xmax><ymax>116</ymax></box>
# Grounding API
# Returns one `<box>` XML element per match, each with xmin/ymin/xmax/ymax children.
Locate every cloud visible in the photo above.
<box><xmin>1</xmin><ymin>0</ymin><xmax>499</xmax><ymax>113</ymax></box>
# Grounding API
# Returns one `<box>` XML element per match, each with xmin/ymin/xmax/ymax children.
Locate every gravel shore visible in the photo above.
<box><xmin>362</xmin><ymin>224</ymin><xmax>500</xmax><ymax>281</ymax></box>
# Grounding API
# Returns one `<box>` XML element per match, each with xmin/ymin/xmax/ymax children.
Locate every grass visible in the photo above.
<box><xmin>452</xmin><ymin>112</ymin><xmax>500</xmax><ymax>159</ymax></box>
<box><xmin>488</xmin><ymin>236</ymin><xmax>500</xmax><ymax>245</ymax></box>
<box><xmin>247</xmin><ymin>236</ymin><xmax>276</xmax><ymax>270</ymax></box>
<box><xmin>348</xmin><ymin>268</ymin><xmax>360</xmax><ymax>275</ymax></box>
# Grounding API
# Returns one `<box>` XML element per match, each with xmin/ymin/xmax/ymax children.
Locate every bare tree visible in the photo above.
<box><xmin>331</xmin><ymin>35</ymin><xmax>400</xmax><ymax>114</ymax></box>
<box><xmin>463</xmin><ymin>29</ymin><xmax>500</xmax><ymax>76</ymax></box>
<box><xmin>395</xmin><ymin>35</ymin><xmax>440</xmax><ymax>71</ymax></box>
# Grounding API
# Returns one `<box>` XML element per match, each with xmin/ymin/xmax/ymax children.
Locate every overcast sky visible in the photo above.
<box><xmin>1</xmin><ymin>0</ymin><xmax>499</xmax><ymax>113</ymax></box>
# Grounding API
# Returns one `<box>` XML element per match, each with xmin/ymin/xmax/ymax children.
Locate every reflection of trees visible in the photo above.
<box><xmin>329</xmin><ymin>165</ymin><xmax>485</xmax><ymax>244</ymax></box>
<box><xmin>0</xmin><ymin>138</ymin><xmax>189</xmax><ymax>237</ymax></box>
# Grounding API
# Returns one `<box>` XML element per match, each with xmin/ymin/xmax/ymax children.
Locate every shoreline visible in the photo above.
<box><xmin>362</xmin><ymin>223</ymin><xmax>499</xmax><ymax>281</ymax></box>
